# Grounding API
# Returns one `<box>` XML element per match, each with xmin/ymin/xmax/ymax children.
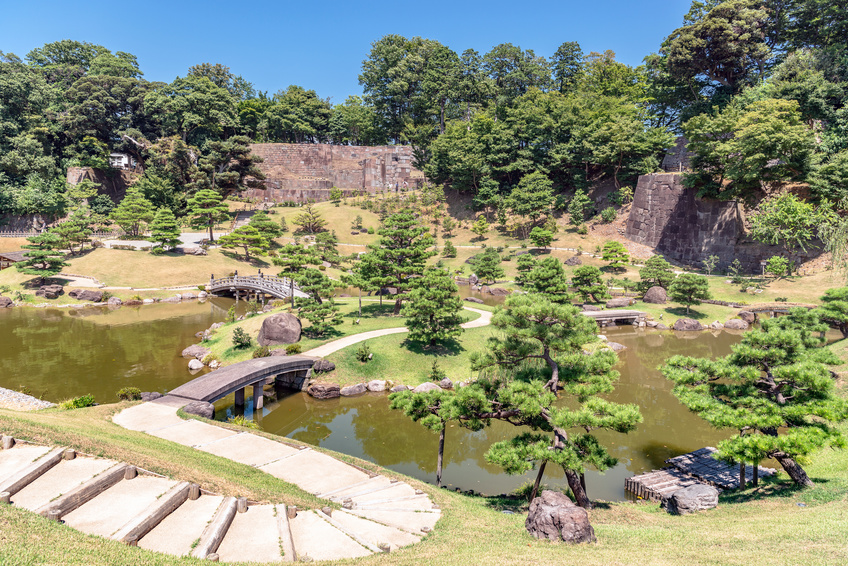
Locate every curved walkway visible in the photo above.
<box><xmin>303</xmin><ymin>306</ymin><xmax>493</xmax><ymax>358</ymax></box>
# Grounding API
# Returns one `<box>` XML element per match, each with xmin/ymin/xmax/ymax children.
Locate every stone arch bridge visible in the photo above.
<box><xmin>207</xmin><ymin>273</ymin><xmax>309</xmax><ymax>302</ymax></box>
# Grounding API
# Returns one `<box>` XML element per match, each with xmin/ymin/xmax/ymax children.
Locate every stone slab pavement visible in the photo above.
<box><xmin>289</xmin><ymin>510</ymin><xmax>372</xmax><ymax>562</ymax></box>
<box><xmin>258</xmin><ymin>449</ymin><xmax>371</xmax><ymax>495</ymax></box>
<box><xmin>197</xmin><ymin>432</ymin><xmax>300</xmax><ymax>467</ymax></box>
<box><xmin>150</xmin><ymin>419</ymin><xmax>238</xmax><ymax>446</ymax></box>
<box><xmin>12</xmin><ymin>457</ymin><xmax>115</xmax><ymax>511</ymax></box>
<box><xmin>332</xmin><ymin>509</ymin><xmax>420</xmax><ymax>551</ymax></box>
<box><xmin>0</xmin><ymin>445</ymin><xmax>51</xmax><ymax>482</ymax></box>
<box><xmin>215</xmin><ymin>504</ymin><xmax>282</xmax><ymax>563</ymax></box>
<box><xmin>138</xmin><ymin>494</ymin><xmax>225</xmax><ymax>556</ymax></box>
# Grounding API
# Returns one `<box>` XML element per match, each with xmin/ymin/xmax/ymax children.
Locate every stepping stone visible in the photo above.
<box><xmin>259</xmin><ymin>451</ymin><xmax>370</xmax><ymax>495</ymax></box>
<box><xmin>216</xmin><ymin>504</ymin><xmax>282</xmax><ymax>563</ymax></box>
<box><xmin>325</xmin><ymin>475</ymin><xmax>394</xmax><ymax>500</ymax></box>
<box><xmin>350</xmin><ymin>482</ymin><xmax>417</xmax><ymax>503</ymax></box>
<box><xmin>332</xmin><ymin>509</ymin><xmax>420</xmax><ymax>551</ymax></box>
<box><xmin>112</xmin><ymin>403</ymin><xmax>184</xmax><ymax>432</ymax></box>
<box><xmin>139</xmin><ymin>494</ymin><xmax>225</xmax><ymax>556</ymax></box>
<box><xmin>348</xmin><ymin>508</ymin><xmax>441</xmax><ymax>535</ymax></box>
<box><xmin>289</xmin><ymin>510</ymin><xmax>372</xmax><ymax>562</ymax></box>
<box><xmin>0</xmin><ymin>445</ymin><xmax>51</xmax><ymax>483</ymax></box>
<box><xmin>150</xmin><ymin>420</ymin><xmax>238</xmax><ymax>447</ymax></box>
<box><xmin>197</xmin><ymin>433</ymin><xmax>299</xmax><ymax>467</ymax></box>
<box><xmin>354</xmin><ymin>495</ymin><xmax>434</xmax><ymax>511</ymax></box>
<box><xmin>11</xmin><ymin>457</ymin><xmax>115</xmax><ymax>511</ymax></box>
<box><xmin>62</xmin><ymin>477</ymin><xmax>179</xmax><ymax>537</ymax></box>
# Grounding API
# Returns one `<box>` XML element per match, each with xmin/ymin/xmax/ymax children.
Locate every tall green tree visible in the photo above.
<box><xmin>668</xmin><ymin>273</ymin><xmax>711</xmax><ymax>314</ymax></box>
<box><xmin>296</xmin><ymin>268</ymin><xmax>343</xmax><ymax>336</ymax></box>
<box><xmin>112</xmin><ymin>185</ymin><xmax>154</xmax><ymax>237</ymax></box>
<box><xmin>145</xmin><ymin>75</ymin><xmax>238</xmax><ymax>145</ymax></box>
<box><xmin>402</xmin><ymin>268</ymin><xmax>464</xmax><ymax>347</ymax></box>
<box><xmin>273</xmin><ymin>243</ymin><xmax>318</xmax><ymax>308</ymax></box>
<box><xmin>148</xmin><ymin>207</ymin><xmax>182</xmax><ymax>251</ymax></box>
<box><xmin>638</xmin><ymin>255</ymin><xmax>675</xmax><ymax>292</ymax></box>
<box><xmin>602</xmin><ymin>241</ymin><xmax>629</xmax><ymax>271</ymax></box>
<box><xmin>186</xmin><ymin>189</ymin><xmax>229</xmax><ymax>242</ymax></box>
<box><xmin>661</xmin><ymin>309</ymin><xmax>848</xmax><ymax>487</ymax></box>
<box><xmin>248</xmin><ymin>210</ymin><xmax>283</xmax><ymax>241</ymax></box>
<box><xmin>16</xmin><ymin>232</ymin><xmax>68</xmax><ymax>285</ymax></box>
<box><xmin>819</xmin><ymin>287</ymin><xmax>848</xmax><ymax>337</ymax></box>
<box><xmin>292</xmin><ymin>202</ymin><xmax>327</xmax><ymax>234</ymax></box>
<box><xmin>571</xmin><ymin>265</ymin><xmax>610</xmax><ymax>303</ymax></box>
<box><xmin>197</xmin><ymin>136</ymin><xmax>265</xmax><ymax>197</ymax></box>
<box><xmin>218</xmin><ymin>225</ymin><xmax>268</xmax><ymax>260</ymax></box>
<box><xmin>524</xmin><ymin>257</ymin><xmax>572</xmax><ymax>304</ymax></box>
<box><xmin>470</xmin><ymin>248</ymin><xmax>504</xmax><ymax>285</ymax></box>
<box><xmin>750</xmin><ymin>193</ymin><xmax>835</xmax><ymax>257</ymax></box>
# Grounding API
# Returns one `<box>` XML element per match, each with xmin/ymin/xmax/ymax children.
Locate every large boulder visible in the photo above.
<box><xmin>673</xmin><ymin>318</ymin><xmax>704</xmax><ymax>331</ymax></box>
<box><xmin>525</xmin><ymin>490</ymin><xmax>596</xmax><ymax>544</ymax></box>
<box><xmin>606</xmin><ymin>342</ymin><xmax>626</xmax><ymax>352</ymax></box>
<box><xmin>367</xmin><ymin>380</ymin><xmax>387</xmax><ymax>392</ymax></box>
<box><xmin>413</xmin><ymin>382</ymin><xmax>441</xmax><ymax>393</ymax></box>
<box><xmin>35</xmin><ymin>284</ymin><xmax>64</xmax><ymax>299</ymax></box>
<box><xmin>390</xmin><ymin>384</ymin><xmax>410</xmax><ymax>392</ymax></box>
<box><xmin>107</xmin><ymin>296</ymin><xmax>122</xmax><ymax>306</ymax></box>
<box><xmin>181</xmin><ymin>292</ymin><xmax>197</xmax><ymax>300</ymax></box>
<box><xmin>582</xmin><ymin>304</ymin><xmax>602</xmax><ymax>312</ymax></box>
<box><xmin>439</xmin><ymin>378</ymin><xmax>454</xmax><ymax>390</ymax></box>
<box><xmin>708</xmin><ymin>321</ymin><xmax>724</xmax><ymax>330</ymax></box>
<box><xmin>68</xmin><ymin>289</ymin><xmax>104</xmax><ymax>302</ymax></box>
<box><xmin>140</xmin><ymin>391</ymin><xmax>163</xmax><ymax>402</ymax></box>
<box><xmin>312</xmin><ymin>359</ymin><xmax>336</xmax><ymax>373</ymax></box>
<box><xmin>0</xmin><ymin>296</ymin><xmax>12</xmax><ymax>308</ymax></box>
<box><xmin>642</xmin><ymin>286</ymin><xmax>667</xmax><ymax>305</ymax></box>
<box><xmin>183</xmin><ymin>401</ymin><xmax>215</xmax><ymax>420</ymax></box>
<box><xmin>188</xmin><ymin>359</ymin><xmax>204</xmax><ymax>371</ymax></box>
<box><xmin>481</xmin><ymin>286</ymin><xmax>510</xmax><ymax>296</ymax></box>
<box><xmin>340</xmin><ymin>383</ymin><xmax>367</xmax><ymax>396</ymax></box>
<box><xmin>661</xmin><ymin>484</ymin><xmax>719</xmax><ymax>515</ymax></box>
<box><xmin>182</xmin><ymin>344</ymin><xmax>211</xmax><ymax>360</ymax></box>
<box><xmin>564</xmin><ymin>256</ymin><xmax>582</xmax><ymax>266</ymax></box>
<box><xmin>307</xmin><ymin>382</ymin><xmax>340</xmax><ymax>400</ymax></box>
<box><xmin>464</xmin><ymin>297</ymin><xmax>484</xmax><ymax>304</ymax></box>
<box><xmin>737</xmin><ymin>311</ymin><xmax>757</xmax><ymax>324</ymax></box>
<box><xmin>258</xmin><ymin>313</ymin><xmax>302</xmax><ymax>346</ymax></box>
<box><xmin>468</xmin><ymin>274</ymin><xmax>479</xmax><ymax>286</ymax></box>
<box><xmin>605</xmin><ymin>297</ymin><xmax>635</xmax><ymax>309</ymax></box>
<box><xmin>724</xmin><ymin>318</ymin><xmax>749</xmax><ymax>330</ymax></box>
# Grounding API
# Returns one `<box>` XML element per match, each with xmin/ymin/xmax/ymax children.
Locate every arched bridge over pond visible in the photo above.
<box><xmin>168</xmin><ymin>355</ymin><xmax>317</xmax><ymax>410</ymax></box>
<box><xmin>207</xmin><ymin>274</ymin><xmax>309</xmax><ymax>301</ymax></box>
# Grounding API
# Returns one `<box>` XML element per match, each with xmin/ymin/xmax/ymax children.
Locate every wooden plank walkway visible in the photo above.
<box><xmin>625</xmin><ymin>447</ymin><xmax>777</xmax><ymax>502</ymax></box>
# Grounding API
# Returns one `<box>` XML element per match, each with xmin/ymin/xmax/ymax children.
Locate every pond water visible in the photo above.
<box><xmin>0</xmin><ymin>301</ymin><xmax>749</xmax><ymax>501</ymax></box>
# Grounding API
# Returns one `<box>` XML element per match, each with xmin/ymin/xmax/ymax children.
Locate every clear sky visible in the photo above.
<box><xmin>1</xmin><ymin>0</ymin><xmax>693</xmax><ymax>103</ymax></box>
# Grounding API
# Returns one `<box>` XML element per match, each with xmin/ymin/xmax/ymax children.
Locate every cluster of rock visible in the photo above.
<box><xmin>307</xmin><ymin>377</ymin><xmax>455</xmax><ymax>401</ymax></box>
<box><xmin>672</xmin><ymin>311</ymin><xmax>755</xmax><ymax>332</ymax></box>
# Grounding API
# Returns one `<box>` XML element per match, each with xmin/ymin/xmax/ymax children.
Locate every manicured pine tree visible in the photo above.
<box><xmin>16</xmin><ymin>232</ymin><xmax>69</xmax><ymax>285</ymax></box>
<box><xmin>602</xmin><ymin>240</ymin><xmax>629</xmax><ymax>272</ymax></box>
<box><xmin>638</xmin><ymin>254</ymin><xmax>675</xmax><ymax>292</ymax></box>
<box><xmin>148</xmin><ymin>207</ymin><xmax>182</xmax><ymax>251</ymax></box>
<box><xmin>249</xmin><ymin>210</ymin><xmax>283</xmax><ymax>240</ymax></box>
<box><xmin>515</xmin><ymin>253</ymin><xmax>538</xmax><ymax>286</ymax></box>
<box><xmin>402</xmin><ymin>267</ymin><xmax>465</xmax><ymax>347</ymax></box>
<box><xmin>296</xmin><ymin>268</ymin><xmax>343</xmax><ymax>336</ymax></box>
<box><xmin>471</xmin><ymin>217</ymin><xmax>489</xmax><ymax>240</ymax></box>
<box><xmin>568</xmin><ymin>189</ymin><xmax>592</xmax><ymax>225</ymax></box>
<box><xmin>273</xmin><ymin>243</ymin><xmax>317</xmax><ymax>307</ymax></box>
<box><xmin>340</xmin><ymin>258</ymin><xmax>377</xmax><ymax>319</ymax></box>
<box><xmin>441</xmin><ymin>240</ymin><xmax>457</xmax><ymax>258</ymax></box>
<box><xmin>668</xmin><ymin>273</ymin><xmax>711</xmax><ymax>314</ymax></box>
<box><xmin>51</xmin><ymin>208</ymin><xmax>92</xmax><ymax>256</ymax></box>
<box><xmin>293</xmin><ymin>201</ymin><xmax>327</xmax><ymax>234</ymax></box>
<box><xmin>187</xmin><ymin>189</ymin><xmax>229</xmax><ymax>243</ymax></box>
<box><xmin>529</xmin><ymin>227</ymin><xmax>553</xmax><ymax>250</ymax></box>
<box><xmin>314</xmin><ymin>231</ymin><xmax>340</xmax><ymax>263</ymax></box>
<box><xmin>112</xmin><ymin>185</ymin><xmax>154</xmax><ymax>238</ymax></box>
<box><xmin>442</xmin><ymin>216</ymin><xmax>457</xmax><ymax>237</ymax></box>
<box><xmin>217</xmin><ymin>225</ymin><xmax>269</xmax><ymax>260</ymax></box>
<box><xmin>470</xmin><ymin>248</ymin><xmax>505</xmax><ymax>284</ymax></box>
<box><xmin>661</xmin><ymin>309</ymin><xmax>848</xmax><ymax>487</ymax></box>
<box><xmin>572</xmin><ymin>265</ymin><xmax>610</xmax><ymax>303</ymax></box>
<box><xmin>819</xmin><ymin>287</ymin><xmax>848</xmax><ymax>337</ymax></box>
<box><xmin>524</xmin><ymin>257</ymin><xmax>572</xmax><ymax>303</ymax></box>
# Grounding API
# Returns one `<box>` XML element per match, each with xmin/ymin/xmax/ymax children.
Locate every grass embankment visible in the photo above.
<box><xmin>3</xmin><ymin>371</ymin><xmax>848</xmax><ymax>565</ymax></box>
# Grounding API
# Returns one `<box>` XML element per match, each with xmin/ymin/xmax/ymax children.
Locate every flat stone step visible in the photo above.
<box><xmin>111</xmin><ymin>402</ymin><xmax>185</xmax><ymax>432</ymax></box>
<box><xmin>332</xmin><ymin>509</ymin><xmax>420</xmax><ymax>551</ymax></box>
<box><xmin>197</xmin><ymin>433</ymin><xmax>299</xmax><ymax>468</ymax></box>
<box><xmin>289</xmin><ymin>510</ymin><xmax>372</xmax><ymax>562</ymax></box>
<box><xmin>149</xmin><ymin>420</ymin><xmax>238</xmax><ymax>447</ymax></box>
<box><xmin>348</xmin><ymin>508</ymin><xmax>441</xmax><ymax>535</ymax></box>
<box><xmin>216</xmin><ymin>504</ymin><xmax>283</xmax><ymax>563</ymax></box>
<box><xmin>0</xmin><ymin>445</ymin><xmax>51</xmax><ymax>483</ymax></box>
<box><xmin>259</xmin><ymin>450</ymin><xmax>370</xmax><ymax>495</ymax></box>
<box><xmin>62</xmin><ymin>476</ymin><xmax>179</xmax><ymax>537</ymax></box>
<box><xmin>319</xmin><ymin>475</ymin><xmax>387</xmax><ymax>500</ymax></box>
<box><xmin>0</xmin><ymin>447</ymin><xmax>65</xmax><ymax>495</ymax></box>
<box><xmin>11</xmin><ymin>457</ymin><xmax>115</xmax><ymax>511</ymax></box>
<box><xmin>328</xmin><ymin>476</ymin><xmax>398</xmax><ymax>501</ymax></box>
<box><xmin>139</xmin><ymin>494</ymin><xmax>225</xmax><ymax>556</ymax></box>
<box><xmin>354</xmin><ymin>495</ymin><xmax>435</xmax><ymax>511</ymax></box>
<box><xmin>350</xmin><ymin>482</ymin><xmax>417</xmax><ymax>503</ymax></box>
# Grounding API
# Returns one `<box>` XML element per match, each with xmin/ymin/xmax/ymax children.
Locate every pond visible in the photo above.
<box><xmin>0</xmin><ymin>301</ymin><xmax>747</xmax><ymax>501</ymax></box>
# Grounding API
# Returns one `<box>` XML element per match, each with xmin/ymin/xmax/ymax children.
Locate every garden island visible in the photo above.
<box><xmin>2</xmin><ymin>1</ymin><xmax>848</xmax><ymax>564</ymax></box>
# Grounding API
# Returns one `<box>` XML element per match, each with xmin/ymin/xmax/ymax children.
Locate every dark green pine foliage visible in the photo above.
<box><xmin>148</xmin><ymin>207</ymin><xmax>182</xmax><ymax>251</ymax></box>
<box><xmin>601</xmin><ymin>240</ymin><xmax>629</xmax><ymax>271</ymax></box>
<box><xmin>661</xmin><ymin>309</ymin><xmax>848</xmax><ymax>487</ymax></box>
<box><xmin>470</xmin><ymin>247</ymin><xmax>505</xmax><ymax>284</ymax></box>
<box><xmin>217</xmin><ymin>225</ymin><xmax>269</xmax><ymax>260</ymax></box>
<box><xmin>524</xmin><ymin>257</ymin><xmax>572</xmax><ymax>304</ymax></box>
<box><xmin>515</xmin><ymin>253</ymin><xmax>538</xmax><ymax>287</ymax></box>
<box><xmin>112</xmin><ymin>185</ymin><xmax>154</xmax><ymax>238</ymax></box>
<box><xmin>273</xmin><ymin>243</ymin><xmax>318</xmax><ymax>307</ymax></box>
<box><xmin>668</xmin><ymin>272</ymin><xmax>711</xmax><ymax>314</ymax></box>
<box><xmin>402</xmin><ymin>267</ymin><xmax>465</xmax><ymax>347</ymax></box>
<box><xmin>638</xmin><ymin>254</ymin><xmax>675</xmax><ymax>292</ymax></box>
<box><xmin>187</xmin><ymin>189</ymin><xmax>229</xmax><ymax>242</ymax></box>
<box><xmin>365</xmin><ymin>210</ymin><xmax>435</xmax><ymax>314</ymax></box>
<box><xmin>571</xmin><ymin>265</ymin><xmax>610</xmax><ymax>303</ymax></box>
<box><xmin>818</xmin><ymin>287</ymin><xmax>848</xmax><ymax>337</ymax></box>
<box><xmin>16</xmin><ymin>232</ymin><xmax>69</xmax><ymax>285</ymax></box>
<box><xmin>460</xmin><ymin>294</ymin><xmax>642</xmax><ymax>508</ymax></box>
<box><xmin>296</xmin><ymin>267</ymin><xmax>342</xmax><ymax>337</ymax></box>
<box><xmin>248</xmin><ymin>210</ymin><xmax>283</xmax><ymax>240</ymax></box>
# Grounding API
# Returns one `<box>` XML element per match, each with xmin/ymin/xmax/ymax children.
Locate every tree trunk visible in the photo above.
<box><xmin>772</xmin><ymin>451</ymin><xmax>814</xmax><ymax>487</ymax></box>
<box><xmin>358</xmin><ymin>287</ymin><xmax>362</xmax><ymax>319</ymax></box>
<box><xmin>529</xmin><ymin>460</ymin><xmax>547</xmax><ymax>502</ymax></box>
<box><xmin>436</xmin><ymin>427</ymin><xmax>445</xmax><ymax>488</ymax></box>
<box><xmin>209</xmin><ymin>224</ymin><xmax>214</xmax><ymax>243</ymax></box>
<box><xmin>393</xmin><ymin>296</ymin><xmax>402</xmax><ymax>315</ymax></box>
<box><xmin>565</xmin><ymin>468</ymin><xmax>592</xmax><ymax>509</ymax></box>
<box><xmin>291</xmin><ymin>278</ymin><xmax>295</xmax><ymax>309</ymax></box>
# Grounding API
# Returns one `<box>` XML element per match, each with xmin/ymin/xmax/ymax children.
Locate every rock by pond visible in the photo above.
<box><xmin>661</xmin><ymin>484</ymin><xmax>719</xmax><ymax>515</ymax></box>
<box><xmin>258</xmin><ymin>313</ymin><xmax>302</xmax><ymax>346</ymax></box>
<box><xmin>525</xmin><ymin>490</ymin><xmax>596</xmax><ymax>544</ymax></box>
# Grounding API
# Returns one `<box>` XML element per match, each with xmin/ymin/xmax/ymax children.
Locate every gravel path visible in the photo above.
<box><xmin>0</xmin><ymin>387</ymin><xmax>55</xmax><ymax>411</ymax></box>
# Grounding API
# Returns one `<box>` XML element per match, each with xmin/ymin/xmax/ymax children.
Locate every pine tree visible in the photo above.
<box><xmin>340</xmin><ymin>258</ymin><xmax>377</xmax><ymax>319</ymax></box>
<box><xmin>16</xmin><ymin>232</ymin><xmax>69</xmax><ymax>285</ymax></box>
<box><xmin>273</xmin><ymin>243</ymin><xmax>317</xmax><ymax>307</ymax></box>
<box><xmin>51</xmin><ymin>208</ymin><xmax>92</xmax><ymax>255</ymax></box>
<box><xmin>218</xmin><ymin>225</ymin><xmax>269</xmax><ymax>260</ymax></box>
<box><xmin>441</xmin><ymin>240</ymin><xmax>457</xmax><ymax>258</ymax></box>
<box><xmin>524</xmin><ymin>257</ymin><xmax>572</xmax><ymax>303</ymax></box>
<box><xmin>668</xmin><ymin>273</ymin><xmax>711</xmax><ymax>314</ymax></box>
<box><xmin>568</xmin><ymin>190</ymin><xmax>592</xmax><ymax>225</ymax></box>
<box><xmin>249</xmin><ymin>210</ymin><xmax>283</xmax><ymax>240</ymax></box>
<box><xmin>602</xmin><ymin>240</ymin><xmax>629</xmax><ymax>271</ymax></box>
<box><xmin>529</xmin><ymin>227</ymin><xmax>553</xmax><ymax>250</ymax></box>
<box><xmin>314</xmin><ymin>230</ymin><xmax>339</xmax><ymax>263</ymax></box>
<box><xmin>471</xmin><ymin>217</ymin><xmax>489</xmax><ymax>240</ymax></box>
<box><xmin>470</xmin><ymin>248</ymin><xmax>504</xmax><ymax>284</ymax></box>
<box><xmin>365</xmin><ymin>210</ymin><xmax>436</xmax><ymax>314</ymax></box>
<box><xmin>187</xmin><ymin>189</ymin><xmax>229</xmax><ymax>242</ymax></box>
<box><xmin>280</xmin><ymin>215</ymin><xmax>288</xmax><ymax>233</ymax></box>
<box><xmin>661</xmin><ymin>309</ymin><xmax>848</xmax><ymax>487</ymax></box>
<box><xmin>402</xmin><ymin>267</ymin><xmax>465</xmax><ymax>347</ymax></box>
<box><xmin>296</xmin><ymin>268</ymin><xmax>342</xmax><ymax>336</ymax></box>
<box><xmin>572</xmin><ymin>265</ymin><xmax>610</xmax><ymax>303</ymax></box>
<box><xmin>442</xmin><ymin>216</ymin><xmax>457</xmax><ymax>237</ymax></box>
<box><xmin>638</xmin><ymin>255</ymin><xmax>675</xmax><ymax>292</ymax></box>
<box><xmin>112</xmin><ymin>185</ymin><xmax>154</xmax><ymax>238</ymax></box>
<box><xmin>148</xmin><ymin>207</ymin><xmax>182</xmax><ymax>251</ymax></box>
<box><xmin>460</xmin><ymin>294</ymin><xmax>642</xmax><ymax>507</ymax></box>
<box><xmin>293</xmin><ymin>201</ymin><xmax>327</xmax><ymax>234</ymax></box>
<box><xmin>515</xmin><ymin>253</ymin><xmax>538</xmax><ymax>286</ymax></box>
<box><xmin>819</xmin><ymin>287</ymin><xmax>848</xmax><ymax>337</ymax></box>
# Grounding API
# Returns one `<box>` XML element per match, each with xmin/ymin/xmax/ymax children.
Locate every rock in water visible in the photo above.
<box><xmin>183</xmin><ymin>401</ymin><xmax>215</xmax><ymax>420</ymax></box>
<box><xmin>182</xmin><ymin>344</ymin><xmax>211</xmax><ymax>360</ymax></box>
<box><xmin>605</xmin><ymin>297</ymin><xmax>635</xmax><ymax>308</ymax></box>
<box><xmin>468</xmin><ymin>274</ymin><xmax>479</xmax><ymax>286</ymax></box>
<box><xmin>312</xmin><ymin>359</ymin><xmax>336</xmax><ymax>373</ymax></box>
<box><xmin>606</xmin><ymin>342</ymin><xmax>626</xmax><ymax>352</ymax></box>
<box><xmin>35</xmin><ymin>284</ymin><xmax>64</xmax><ymax>299</ymax></box>
<box><xmin>140</xmin><ymin>392</ymin><xmax>163</xmax><ymax>402</ymax></box>
<box><xmin>464</xmin><ymin>297</ymin><xmax>484</xmax><ymax>304</ymax></box>
<box><xmin>662</xmin><ymin>484</ymin><xmax>719</xmax><ymax>515</ymax></box>
<box><xmin>107</xmin><ymin>297</ymin><xmax>122</xmax><ymax>306</ymax></box>
<box><xmin>642</xmin><ymin>286</ymin><xmax>667</xmax><ymax>304</ymax></box>
<box><xmin>525</xmin><ymin>490</ymin><xmax>596</xmax><ymax>544</ymax></box>
<box><xmin>724</xmin><ymin>318</ymin><xmax>749</xmax><ymax>330</ymax></box>
<box><xmin>340</xmin><ymin>383</ymin><xmax>367</xmax><ymax>396</ymax></box>
<box><xmin>673</xmin><ymin>318</ymin><xmax>704</xmax><ymax>331</ymax></box>
<box><xmin>0</xmin><ymin>296</ymin><xmax>12</xmax><ymax>308</ymax></box>
<box><xmin>188</xmin><ymin>359</ymin><xmax>204</xmax><ymax>370</ymax></box>
<box><xmin>258</xmin><ymin>313</ymin><xmax>302</xmax><ymax>346</ymax></box>
<box><xmin>390</xmin><ymin>384</ymin><xmax>410</xmax><ymax>392</ymax></box>
<box><xmin>307</xmin><ymin>382</ymin><xmax>340</xmax><ymax>400</ymax></box>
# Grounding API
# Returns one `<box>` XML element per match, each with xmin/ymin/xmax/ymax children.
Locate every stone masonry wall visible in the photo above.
<box><xmin>244</xmin><ymin>143</ymin><xmax>425</xmax><ymax>203</ymax></box>
<box><xmin>625</xmin><ymin>173</ymin><xmax>819</xmax><ymax>272</ymax></box>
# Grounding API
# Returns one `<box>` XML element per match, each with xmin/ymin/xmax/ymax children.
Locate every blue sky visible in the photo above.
<box><xmin>2</xmin><ymin>0</ymin><xmax>693</xmax><ymax>103</ymax></box>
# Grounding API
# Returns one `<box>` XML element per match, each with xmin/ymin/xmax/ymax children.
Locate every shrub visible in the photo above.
<box><xmin>355</xmin><ymin>342</ymin><xmax>372</xmax><ymax>362</ymax></box>
<box><xmin>318</xmin><ymin>265</ymin><xmax>326</xmax><ymax>271</ymax></box>
<box><xmin>197</xmin><ymin>284</ymin><xmax>206</xmax><ymax>291</ymax></box>
<box><xmin>776</xmin><ymin>296</ymin><xmax>788</xmax><ymax>302</ymax></box>
<box><xmin>601</xmin><ymin>207</ymin><xmax>617</xmax><ymax>223</ymax></box>
<box><xmin>285</xmin><ymin>343</ymin><xmax>302</xmax><ymax>355</ymax></box>
<box><xmin>226</xmin><ymin>305</ymin><xmax>236</xmax><ymax>323</ymax></box>
<box><xmin>116</xmin><ymin>387</ymin><xmax>142</xmax><ymax>401</ymax></box>
<box><xmin>101</xmin><ymin>291</ymin><xmax>114</xmax><ymax>302</ymax></box>
<box><xmin>59</xmin><ymin>394</ymin><xmax>96</xmax><ymax>410</ymax></box>
<box><xmin>368</xmin><ymin>227</ymin><xmax>375</xmax><ymax>234</ymax></box>
<box><xmin>232</xmin><ymin>327</ymin><xmax>252</xmax><ymax>349</ymax></box>
<box><xmin>202</xmin><ymin>353</ymin><xmax>220</xmax><ymax>365</ymax></box>
<box><xmin>577</xmin><ymin>224</ymin><xmax>588</xmax><ymax>235</ymax></box>
<box><xmin>227</xmin><ymin>415</ymin><xmax>260</xmax><ymax>429</ymax></box>
<box><xmin>252</xmin><ymin>346</ymin><xmax>271</xmax><ymax>358</ymax></box>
